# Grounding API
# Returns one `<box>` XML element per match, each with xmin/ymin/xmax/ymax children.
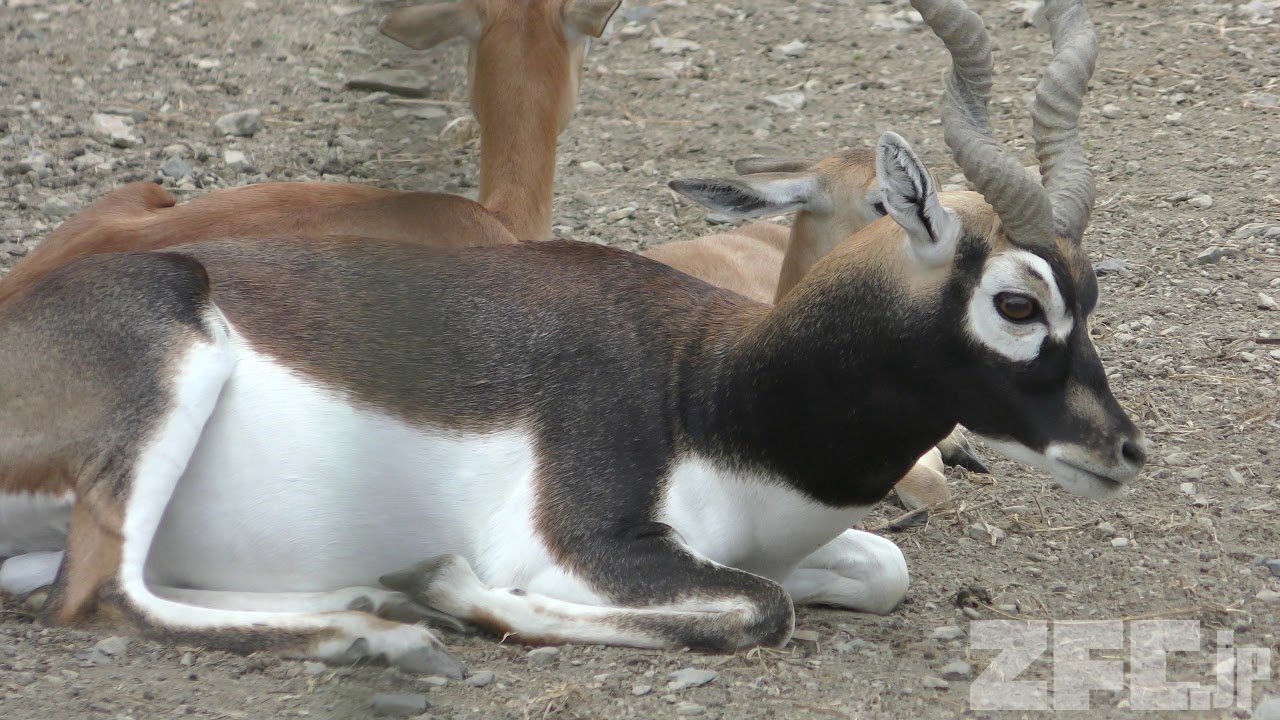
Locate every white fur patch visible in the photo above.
<box><xmin>658</xmin><ymin>455</ymin><xmax>871</xmax><ymax>582</ymax></box>
<box><xmin>0</xmin><ymin>490</ymin><xmax>72</xmax><ymax>557</ymax></box>
<box><xmin>0</xmin><ymin>551</ymin><xmax>63</xmax><ymax>596</ymax></box>
<box><xmin>965</xmin><ymin>250</ymin><xmax>1074</xmax><ymax>362</ymax></box>
<box><xmin>977</xmin><ymin>436</ymin><xmax>1131</xmax><ymax>499</ymax></box>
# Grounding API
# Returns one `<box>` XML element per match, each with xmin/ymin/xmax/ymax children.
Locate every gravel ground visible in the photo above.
<box><xmin>1</xmin><ymin>0</ymin><xmax>1279</xmax><ymax>718</ymax></box>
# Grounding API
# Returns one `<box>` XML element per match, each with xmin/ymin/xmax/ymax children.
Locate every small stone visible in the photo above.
<box><xmin>930</xmin><ymin>626</ymin><xmax>966</xmax><ymax>641</ymax></box>
<box><xmin>1256</xmin><ymin>589</ymin><xmax>1280</xmax><ymax>604</ymax></box>
<box><xmin>773</xmin><ymin>40</ymin><xmax>808</xmax><ymax>58</ymax></box>
<box><xmin>346</xmin><ymin>69</ymin><xmax>432</xmax><ymax>98</ymax></box>
<box><xmin>764</xmin><ymin>91</ymin><xmax>806</xmax><ymax>111</ymax></box>
<box><xmin>676</xmin><ymin>702</ymin><xmax>705</xmax><ymax>716</ymax></box>
<box><xmin>195</xmin><ymin>58</ymin><xmax>221</xmax><ymax>70</ymax></box>
<box><xmin>1180</xmin><ymin>467</ymin><xmax>1205</xmax><ymax>481</ymax></box>
<box><xmin>1180</xmin><ymin>482</ymin><xmax>1197</xmax><ymax>495</ymax></box>
<box><xmin>91</xmin><ymin>113</ymin><xmax>142</xmax><ymax>148</ymax></box>
<box><xmin>1259</xmin><ymin>293</ymin><xmax>1277</xmax><ymax>311</ymax></box>
<box><xmin>162</xmin><ymin>143</ymin><xmax>192</xmax><ymax>159</ymax></box>
<box><xmin>1245</xmin><ymin>93</ymin><xmax>1280</xmax><ymax>108</ymax></box>
<box><xmin>649</xmin><ymin>37</ymin><xmax>701</xmax><ymax>55</ymax></box>
<box><xmin>527</xmin><ymin>647</ymin><xmax>560</xmax><ymax>667</ymax></box>
<box><xmin>92</xmin><ymin>636</ymin><xmax>129</xmax><ymax>658</ymax></box>
<box><xmin>1188</xmin><ymin>194</ymin><xmax>1213</xmax><ymax>210</ymax></box>
<box><xmin>632</xmin><ymin>684</ymin><xmax>652</xmax><ymax>696</ymax></box>
<box><xmin>370</xmin><ymin>692</ymin><xmax>430</xmax><ymax>717</ymax></box>
<box><xmin>301</xmin><ymin>661</ymin><xmax>327</xmax><ymax>677</ymax></box>
<box><xmin>1093</xmin><ymin>258</ymin><xmax>1127</xmax><ymax>275</ymax></box>
<box><xmin>214</xmin><ymin>109</ymin><xmax>263</xmax><ymax>137</ymax></box>
<box><xmin>419</xmin><ymin>676</ymin><xmax>449</xmax><ymax>688</ymax></box>
<box><xmin>1165</xmin><ymin>451</ymin><xmax>1193</xmax><ymax>465</ymax></box>
<box><xmin>1096</xmin><ymin>522</ymin><xmax>1118</xmax><ymax>535</ymax></box>
<box><xmin>43</xmin><ymin>196</ymin><xmax>73</xmax><ymax>218</ymax></box>
<box><xmin>223</xmin><ymin>149</ymin><xmax>252</xmax><ymax>173</ymax></box>
<box><xmin>667</xmin><ymin>668</ymin><xmax>719</xmax><ymax>691</ymax></box>
<box><xmin>940</xmin><ymin>661</ymin><xmax>972</xmax><ymax>680</ymax></box>
<box><xmin>577</xmin><ymin>160</ymin><xmax>606</xmax><ymax>176</ymax></box>
<box><xmin>1194</xmin><ymin>247</ymin><xmax>1226</xmax><ymax>265</ymax></box>
<box><xmin>1265</xmin><ymin>560</ymin><xmax>1280</xmax><ymax>578</ymax></box>
<box><xmin>922</xmin><ymin>676</ymin><xmax>950</xmax><ymax>690</ymax></box>
<box><xmin>16</xmin><ymin>150</ymin><xmax>53</xmax><ymax>174</ymax></box>
<box><xmin>1100</xmin><ymin>103</ymin><xmax>1123</xmax><ymax>119</ymax></box>
<box><xmin>465</xmin><ymin>671</ymin><xmax>495</xmax><ymax>688</ymax></box>
<box><xmin>1111</xmin><ymin>537</ymin><xmax>1130</xmax><ymax>548</ymax></box>
<box><xmin>159</xmin><ymin>156</ymin><xmax>194</xmax><ymax>179</ymax></box>
<box><xmin>1164</xmin><ymin>112</ymin><xmax>1184</xmax><ymax>126</ymax></box>
<box><xmin>606</xmin><ymin>207</ymin><xmax>636</xmax><ymax>223</ymax></box>
<box><xmin>966</xmin><ymin>522</ymin><xmax>1005</xmax><ymax>545</ymax></box>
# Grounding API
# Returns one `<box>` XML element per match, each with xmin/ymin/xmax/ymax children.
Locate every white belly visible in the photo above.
<box><xmin>147</xmin><ymin>335</ymin><xmax>553</xmax><ymax>593</ymax></box>
<box><xmin>659</xmin><ymin>456</ymin><xmax>868</xmax><ymax>581</ymax></box>
<box><xmin>0</xmin><ymin>490</ymin><xmax>72</xmax><ymax>558</ymax></box>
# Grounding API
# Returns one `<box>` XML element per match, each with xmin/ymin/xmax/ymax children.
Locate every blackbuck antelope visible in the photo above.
<box><xmin>0</xmin><ymin>0</ymin><xmax>620</xmax><ymax>307</ymax></box>
<box><xmin>0</xmin><ymin>0</ymin><xmax>1145</xmax><ymax>675</ymax></box>
<box><xmin>649</xmin><ymin>150</ymin><xmax>989</xmax><ymax>510</ymax></box>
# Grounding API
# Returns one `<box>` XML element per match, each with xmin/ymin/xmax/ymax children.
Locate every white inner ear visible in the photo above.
<box><xmin>965</xmin><ymin>251</ymin><xmax>1073</xmax><ymax>362</ymax></box>
<box><xmin>675</xmin><ymin>174</ymin><xmax>823</xmax><ymax>220</ymax></box>
<box><xmin>875</xmin><ymin>134</ymin><xmax>960</xmax><ymax>268</ymax></box>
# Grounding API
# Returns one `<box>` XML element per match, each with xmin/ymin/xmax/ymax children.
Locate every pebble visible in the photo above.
<box><xmin>1100</xmin><ymin>103</ymin><xmax>1123</xmax><ymax>119</ymax></box>
<box><xmin>92</xmin><ymin>636</ymin><xmax>129</xmax><ymax>658</ymax></box>
<box><xmin>1111</xmin><ymin>537</ymin><xmax>1130</xmax><ymax>548</ymax></box>
<box><xmin>91</xmin><ymin>113</ymin><xmax>143</xmax><ymax>147</ymax></box>
<box><xmin>1164</xmin><ymin>112</ymin><xmax>1184</xmax><ymax>126</ymax></box>
<box><xmin>966</xmin><ymin>522</ymin><xmax>1005</xmax><ymax>545</ymax></box>
<box><xmin>527</xmin><ymin>647</ymin><xmax>560</xmax><ymax>667</ymax></box>
<box><xmin>1193</xmin><ymin>246</ymin><xmax>1240</xmax><ymax>265</ymax></box>
<box><xmin>346</xmin><ymin>69</ymin><xmax>433</xmax><ymax>98</ymax></box>
<box><xmin>649</xmin><ymin>37</ymin><xmax>701</xmax><ymax>55</ymax></box>
<box><xmin>1266</xmin><ymin>559</ymin><xmax>1280</xmax><ymax>578</ymax></box>
<box><xmin>675</xmin><ymin>702</ymin><xmax>705</xmax><ymax>716</ymax></box>
<box><xmin>465</xmin><ymin>670</ymin><xmax>495</xmax><ymax>688</ymax></box>
<box><xmin>370</xmin><ymin>692</ymin><xmax>430</xmax><ymax>717</ymax></box>
<box><xmin>764</xmin><ymin>91</ymin><xmax>806</xmax><ymax>111</ymax></box>
<box><xmin>577</xmin><ymin>160</ymin><xmax>606</xmax><ymax>175</ymax></box>
<box><xmin>43</xmin><ymin>196</ymin><xmax>73</xmax><ymax>218</ymax></box>
<box><xmin>606</xmin><ymin>207</ymin><xmax>636</xmax><ymax>223</ymax></box>
<box><xmin>667</xmin><ymin>668</ymin><xmax>719</xmax><ymax>691</ymax></box>
<box><xmin>159</xmin><ymin>156</ymin><xmax>194</xmax><ymax>179</ymax></box>
<box><xmin>17</xmin><ymin>150</ymin><xmax>53</xmax><ymax>174</ymax></box>
<box><xmin>632</xmin><ymin>684</ymin><xmax>652</xmax><ymax>696</ymax></box>
<box><xmin>214</xmin><ymin>109</ymin><xmax>263</xmax><ymax>137</ymax></box>
<box><xmin>773</xmin><ymin>40</ymin><xmax>808</xmax><ymax>58</ymax></box>
<box><xmin>1245</xmin><ymin>92</ymin><xmax>1280</xmax><ymax>108</ymax></box>
<box><xmin>1256</xmin><ymin>589</ymin><xmax>1280</xmax><ymax>603</ymax></box>
<box><xmin>419</xmin><ymin>675</ymin><xmax>449</xmax><ymax>688</ymax></box>
<box><xmin>1187</xmin><ymin>194</ymin><xmax>1213</xmax><ymax>210</ymax></box>
<box><xmin>1180</xmin><ymin>482</ymin><xmax>1197</xmax><ymax>495</ymax></box>
<box><xmin>921</xmin><ymin>676</ymin><xmax>949</xmax><ymax>690</ymax></box>
<box><xmin>940</xmin><ymin>661</ymin><xmax>972</xmax><ymax>680</ymax></box>
<box><xmin>929</xmin><ymin>626</ymin><xmax>966</xmax><ymax>641</ymax></box>
<box><xmin>1165</xmin><ymin>451</ymin><xmax>1193</xmax><ymax>466</ymax></box>
<box><xmin>73</xmin><ymin>151</ymin><xmax>106</xmax><ymax>171</ymax></box>
<box><xmin>1256</xmin><ymin>697</ymin><xmax>1280</xmax><ymax>720</ymax></box>
<box><xmin>301</xmin><ymin>661</ymin><xmax>327</xmax><ymax>677</ymax></box>
<box><xmin>223</xmin><ymin>149</ymin><xmax>252</xmax><ymax>173</ymax></box>
<box><xmin>162</xmin><ymin>143</ymin><xmax>191</xmax><ymax>159</ymax></box>
<box><xmin>1093</xmin><ymin>258</ymin><xmax>1127</xmax><ymax>275</ymax></box>
<box><xmin>1259</xmin><ymin>293</ymin><xmax>1277</xmax><ymax>311</ymax></box>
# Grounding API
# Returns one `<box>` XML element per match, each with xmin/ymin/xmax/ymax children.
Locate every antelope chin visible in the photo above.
<box><xmin>976</xmin><ymin>437</ymin><xmax>1135</xmax><ymax>500</ymax></box>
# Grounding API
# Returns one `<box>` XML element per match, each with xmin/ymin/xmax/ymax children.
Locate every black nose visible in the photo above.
<box><xmin>1121</xmin><ymin>438</ymin><xmax>1147</xmax><ymax>467</ymax></box>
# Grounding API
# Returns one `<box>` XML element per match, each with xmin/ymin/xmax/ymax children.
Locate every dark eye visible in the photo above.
<box><xmin>871</xmin><ymin>201</ymin><xmax>887</xmax><ymax>216</ymax></box>
<box><xmin>995</xmin><ymin>292</ymin><xmax>1041</xmax><ymax>323</ymax></box>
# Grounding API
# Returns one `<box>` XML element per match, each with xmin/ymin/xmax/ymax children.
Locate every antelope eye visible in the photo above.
<box><xmin>995</xmin><ymin>292</ymin><xmax>1040</xmax><ymax>323</ymax></box>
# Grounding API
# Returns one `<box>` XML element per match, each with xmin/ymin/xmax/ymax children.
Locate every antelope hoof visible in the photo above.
<box><xmin>937</xmin><ymin>430</ymin><xmax>990</xmax><ymax>474</ymax></box>
<box><xmin>393</xmin><ymin>644</ymin><xmax>467</xmax><ymax>680</ymax></box>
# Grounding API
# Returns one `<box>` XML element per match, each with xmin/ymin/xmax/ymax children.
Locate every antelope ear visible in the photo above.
<box><xmin>563</xmin><ymin>0</ymin><xmax>622</xmax><ymax>38</ymax></box>
<box><xmin>732</xmin><ymin>156</ymin><xmax>822</xmax><ymax>176</ymax></box>
<box><xmin>875</xmin><ymin>131</ymin><xmax>961</xmax><ymax>268</ymax></box>
<box><xmin>380</xmin><ymin>2</ymin><xmax>482</xmax><ymax>51</ymax></box>
<box><xmin>668</xmin><ymin>173</ymin><xmax>828</xmax><ymax>220</ymax></box>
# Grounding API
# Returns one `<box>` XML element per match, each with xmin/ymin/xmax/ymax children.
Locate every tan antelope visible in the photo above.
<box><xmin>0</xmin><ymin>0</ymin><xmax>1144</xmax><ymax>676</ymax></box>
<box><xmin>647</xmin><ymin>150</ymin><xmax>991</xmax><ymax>509</ymax></box>
<box><xmin>0</xmin><ymin>0</ymin><xmax>621</xmax><ymax>308</ymax></box>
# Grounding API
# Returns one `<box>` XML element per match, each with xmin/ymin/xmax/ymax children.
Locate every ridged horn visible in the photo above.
<box><xmin>910</xmin><ymin>0</ymin><xmax>1055</xmax><ymax>249</ymax></box>
<box><xmin>1032</xmin><ymin>0</ymin><xmax>1099</xmax><ymax>243</ymax></box>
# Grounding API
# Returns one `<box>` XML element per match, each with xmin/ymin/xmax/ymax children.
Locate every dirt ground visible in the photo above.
<box><xmin>2</xmin><ymin>0</ymin><xmax>1279</xmax><ymax>718</ymax></box>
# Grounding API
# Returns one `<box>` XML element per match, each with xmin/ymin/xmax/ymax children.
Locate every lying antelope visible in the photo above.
<box><xmin>647</xmin><ymin>149</ymin><xmax>988</xmax><ymax>509</ymax></box>
<box><xmin>0</xmin><ymin>0</ymin><xmax>1144</xmax><ymax>676</ymax></box>
<box><xmin>0</xmin><ymin>0</ymin><xmax>620</xmax><ymax>307</ymax></box>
